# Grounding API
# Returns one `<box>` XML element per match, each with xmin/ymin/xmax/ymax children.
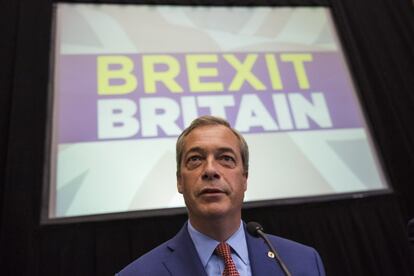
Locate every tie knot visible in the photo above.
<box><xmin>215</xmin><ymin>242</ymin><xmax>232</xmax><ymax>260</ymax></box>
<box><xmin>215</xmin><ymin>242</ymin><xmax>240</xmax><ymax>276</ymax></box>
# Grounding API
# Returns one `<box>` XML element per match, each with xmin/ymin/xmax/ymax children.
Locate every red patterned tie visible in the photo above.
<box><xmin>215</xmin><ymin>242</ymin><xmax>240</xmax><ymax>276</ymax></box>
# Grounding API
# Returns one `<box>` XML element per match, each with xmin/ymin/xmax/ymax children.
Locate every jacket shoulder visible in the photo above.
<box><xmin>267</xmin><ymin>234</ymin><xmax>325</xmax><ymax>275</ymax></box>
<box><xmin>116</xmin><ymin>240</ymin><xmax>172</xmax><ymax>276</ymax></box>
<box><xmin>268</xmin><ymin>234</ymin><xmax>316</xmax><ymax>254</ymax></box>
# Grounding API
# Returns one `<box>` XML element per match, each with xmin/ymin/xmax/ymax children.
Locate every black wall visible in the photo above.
<box><xmin>1</xmin><ymin>0</ymin><xmax>414</xmax><ymax>275</ymax></box>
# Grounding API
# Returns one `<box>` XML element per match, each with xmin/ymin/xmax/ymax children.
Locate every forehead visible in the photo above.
<box><xmin>182</xmin><ymin>125</ymin><xmax>240</xmax><ymax>153</ymax></box>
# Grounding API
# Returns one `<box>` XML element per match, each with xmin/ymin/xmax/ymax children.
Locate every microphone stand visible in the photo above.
<box><xmin>255</xmin><ymin>227</ymin><xmax>292</xmax><ymax>276</ymax></box>
<box><xmin>247</xmin><ymin>222</ymin><xmax>292</xmax><ymax>276</ymax></box>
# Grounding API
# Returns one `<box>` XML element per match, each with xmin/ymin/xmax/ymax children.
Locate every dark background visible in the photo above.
<box><xmin>1</xmin><ymin>0</ymin><xmax>414</xmax><ymax>275</ymax></box>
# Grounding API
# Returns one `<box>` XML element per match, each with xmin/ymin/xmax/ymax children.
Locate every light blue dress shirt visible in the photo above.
<box><xmin>187</xmin><ymin>221</ymin><xmax>252</xmax><ymax>276</ymax></box>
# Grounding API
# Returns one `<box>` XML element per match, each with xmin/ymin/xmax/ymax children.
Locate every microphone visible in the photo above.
<box><xmin>247</xmin><ymin>222</ymin><xmax>292</xmax><ymax>276</ymax></box>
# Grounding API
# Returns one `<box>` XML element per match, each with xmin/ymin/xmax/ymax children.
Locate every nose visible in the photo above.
<box><xmin>201</xmin><ymin>158</ymin><xmax>220</xmax><ymax>181</ymax></box>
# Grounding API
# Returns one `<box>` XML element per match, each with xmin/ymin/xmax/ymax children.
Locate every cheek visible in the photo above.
<box><xmin>178</xmin><ymin>174</ymin><xmax>196</xmax><ymax>193</ymax></box>
<box><xmin>233</xmin><ymin>175</ymin><xmax>247</xmax><ymax>193</ymax></box>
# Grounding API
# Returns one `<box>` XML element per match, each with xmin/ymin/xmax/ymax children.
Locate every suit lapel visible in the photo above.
<box><xmin>163</xmin><ymin>224</ymin><xmax>208</xmax><ymax>276</ymax></box>
<box><xmin>246</xmin><ymin>231</ymin><xmax>285</xmax><ymax>276</ymax></box>
<box><xmin>163</xmin><ymin>223</ymin><xmax>285</xmax><ymax>275</ymax></box>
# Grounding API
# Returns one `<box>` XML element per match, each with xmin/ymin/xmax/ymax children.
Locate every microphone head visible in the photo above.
<box><xmin>247</xmin><ymin>221</ymin><xmax>264</xmax><ymax>237</ymax></box>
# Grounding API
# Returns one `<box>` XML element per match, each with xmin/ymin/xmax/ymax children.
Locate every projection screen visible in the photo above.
<box><xmin>46</xmin><ymin>3</ymin><xmax>390</xmax><ymax>220</ymax></box>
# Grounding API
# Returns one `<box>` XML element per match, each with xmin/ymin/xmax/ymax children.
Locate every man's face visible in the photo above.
<box><xmin>177</xmin><ymin>125</ymin><xmax>247</xmax><ymax>221</ymax></box>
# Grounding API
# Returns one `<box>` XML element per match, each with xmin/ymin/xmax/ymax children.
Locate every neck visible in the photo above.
<box><xmin>189</xmin><ymin>214</ymin><xmax>242</xmax><ymax>241</ymax></box>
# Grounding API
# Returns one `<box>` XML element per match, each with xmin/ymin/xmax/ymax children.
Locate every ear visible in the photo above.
<box><xmin>177</xmin><ymin>173</ymin><xmax>183</xmax><ymax>194</ymax></box>
<box><xmin>243</xmin><ymin>172</ymin><xmax>248</xmax><ymax>191</ymax></box>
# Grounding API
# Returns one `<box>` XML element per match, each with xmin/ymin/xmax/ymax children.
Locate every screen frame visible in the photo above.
<box><xmin>40</xmin><ymin>1</ymin><xmax>393</xmax><ymax>225</ymax></box>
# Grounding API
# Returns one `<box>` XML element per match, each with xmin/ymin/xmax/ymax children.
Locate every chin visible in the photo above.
<box><xmin>199</xmin><ymin>205</ymin><xmax>232</xmax><ymax>218</ymax></box>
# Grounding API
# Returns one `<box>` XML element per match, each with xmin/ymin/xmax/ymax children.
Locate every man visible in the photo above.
<box><xmin>118</xmin><ymin>115</ymin><xmax>325</xmax><ymax>276</ymax></box>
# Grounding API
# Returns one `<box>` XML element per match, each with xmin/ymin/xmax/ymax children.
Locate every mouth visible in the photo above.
<box><xmin>198</xmin><ymin>187</ymin><xmax>227</xmax><ymax>197</ymax></box>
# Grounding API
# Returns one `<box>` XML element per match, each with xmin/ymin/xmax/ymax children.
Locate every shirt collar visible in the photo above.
<box><xmin>187</xmin><ymin>220</ymin><xmax>249</xmax><ymax>267</ymax></box>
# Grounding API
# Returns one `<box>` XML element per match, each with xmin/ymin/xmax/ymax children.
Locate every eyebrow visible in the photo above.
<box><xmin>184</xmin><ymin>147</ymin><xmax>237</xmax><ymax>158</ymax></box>
<box><xmin>184</xmin><ymin>147</ymin><xmax>205</xmax><ymax>158</ymax></box>
<box><xmin>215</xmin><ymin>147</ymin><xmax>237</xmax><ymax>156</ymax></box>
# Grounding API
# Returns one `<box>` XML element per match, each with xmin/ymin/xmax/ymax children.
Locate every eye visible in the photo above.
<box><xmin>186</xmin><ymin>155</ymin><xmax>203</xmax><ymax>169</ymax></box>
<box><xmin>189</xmin><ymin>156</ymin><xmax>201</xmax><ymax>162</ymax></box>
<box><xmin>218</xmin><ymin>154</ymin><xmax>236</xmax><ymax>167</ymax></box>
<box><xmin>221</xmin><ymin>155</ymin><xmax>234</xmax><ymax>162</ymax></box>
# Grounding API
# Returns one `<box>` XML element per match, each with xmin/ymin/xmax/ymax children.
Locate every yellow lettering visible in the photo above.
<box><xmin>143</xmin><ymin>55</ymin><xmax>183</xmax><ymax>94</ymax></box>
<box><xmin>186</xmin><ymin>55</ymin><xmax>224</xmax><ymax>92</ymax></box>
<box><xmin>281</xmin><ymin>54</ymin><xmax>312</xmax><ymax>89</ymax></box>
<box><xmin>97</xmin><ymin>56</ymin><xmax>137</xmax><ymax>95</ymax></box>
<box><xmin>223</xmin><ymin>54</ymin><xmax>266</xmax><ymax>91</ymax></box>
<box><xmin>265</xmin><ymin>54</ymin><xmax>283</xmax><ymax>90</ymax></box>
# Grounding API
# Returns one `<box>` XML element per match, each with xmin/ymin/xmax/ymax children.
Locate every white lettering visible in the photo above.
<box><xmin>235</xmin><ymin>94</ymin><xmax>279</xmax><ymax>132</ymax></box>
<box><xmin>289</xmin><ymin>92</ymin><xmax>332</xmax><ymax>129</ymax></box>
<box><xmin>272</xmin><ymin>94</ymin><xmax>293</xmax><ymax>130</ymax></box>
<box><xmin>180</xmin><ymin>96</ymin><xmax>198</xmax><ymax>128</ymax></box>
<box><xmin>97</xmin><ymin>99</ymin><xmax>139</xmax><ymax>139</ymax></box>
<box><xmin>140</xmin><ymin>97</ymin><xmax>181</xmax><ymax>137</ymax></box>
<box><xmin>197</xmin><ymin>95</ymin><xmax>235</xmax><ymax>118</ymax></box>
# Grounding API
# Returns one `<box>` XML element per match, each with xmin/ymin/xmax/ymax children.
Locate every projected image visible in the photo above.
<box><xmin>48</xmin><ymin>4</ymin><xmax>389</xmax><ymax>219</ymax></box>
